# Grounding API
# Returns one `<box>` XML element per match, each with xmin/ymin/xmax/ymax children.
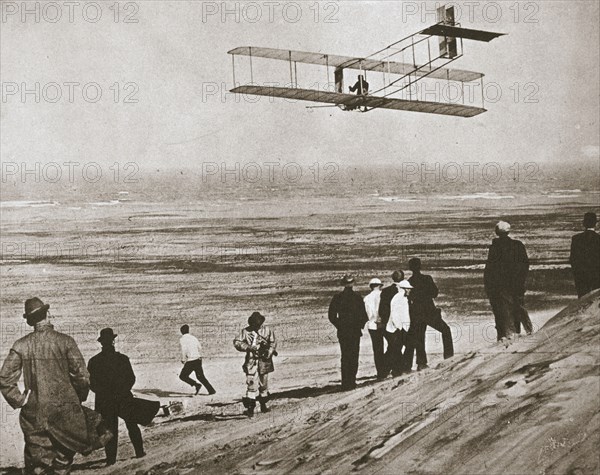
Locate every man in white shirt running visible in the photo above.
<box><xmin>179</xmin><ymin>325</ymin><xmax>216</xmax><ymax>395</ymax></box>
<box><xmin>364</xmin><ymin>277</ymin><xmax>386</xmax><ymax>379</ymax></box>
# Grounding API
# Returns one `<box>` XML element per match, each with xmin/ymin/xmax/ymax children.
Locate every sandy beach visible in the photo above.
<box><xmin>1</xmin><ymin>189</ymin><xmax>598</xmax><ymax>474</ymax></box>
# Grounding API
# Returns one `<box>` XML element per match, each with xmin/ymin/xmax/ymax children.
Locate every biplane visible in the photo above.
<box><xmin>228</xmin><ymin>5</ymin><xmax>505</xmax><ymax>117</ymax></box>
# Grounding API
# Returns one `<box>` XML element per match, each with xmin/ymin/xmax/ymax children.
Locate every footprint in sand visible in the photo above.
<box><xmin>496</xmin><ymin>376</ymin><xmax>529</xmax><ymax>399</ymax></box>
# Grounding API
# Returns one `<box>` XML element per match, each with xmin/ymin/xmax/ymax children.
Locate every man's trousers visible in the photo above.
<box><xmin>102</xmin><ymin>404</ymin><xmax>144</xmax><ymax>464</ymax></box>
<box><xmin>246</xmin><ymin>371</ymin><xmax>269</xmax><ymax>399</ymax></box>
<box><xmin>489</xmin><ymin>292</ymin><xmax>531</xmax><ymax>340</ymax></box>
<box><xmin>404</xmin><ymin>312</ymin><xmax>454</xmax><ymax>368</ymax></box>
<box><xmin>23</xmin><ymin>430</ymin><xmax>75</xmax><ymax>475</ymax></box>
<box><xmin>179</xmin><ymin>358</ymin><xmax>216</xmax><ymax>393</ymax></box>
<box><xmin>512</xmin><ymin>295</ymin><xmax>533</xmax><ymax>335</ymax></box>
<box><xmin>368</xmin><ymin>329</ymin><xmax>387</xmax><ymax>378</ymax></box>
<box><xmin>385</xmin><ymin>329</ymin><xmax>408</xmax><ymax>376</ymax></box>
<box><xmin>338</xmin><ymin>333</ymin><xmax>361</xmax><ymax>389</ymax></box>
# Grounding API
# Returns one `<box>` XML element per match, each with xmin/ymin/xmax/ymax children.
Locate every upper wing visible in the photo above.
<box><xmin>231</xmin><ymin>85</ymin><xmax>486</xmax><ymax>118</ymax></box>
<box><xmin>228</xmin><ymin>46</ymin><xmax>483</xmax><ymax>82</ymax></box>
<box><xmin>420</xmin><ymin>24</ymin><xmax>505</xmax><ymax>42</ymax></box>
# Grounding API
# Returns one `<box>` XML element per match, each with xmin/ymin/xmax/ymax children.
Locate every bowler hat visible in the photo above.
<box><xmin>340</xmin><ymin>275</ymin><xmax>355</xmax><ymax>285</ymax></box>
<box><xmin>23</xmin><ymin>297</ymin><xmax>50</xmax><ymax>319</ymax></box>
<box><xmin>248</xmin><ymin>311</ymin><xmax>266</xmax><ymax>327</ymax></box>
<box><xmin>98</xmin><ymin>328</ymin><xmax>117</xmax><ymax>343</ymax></box>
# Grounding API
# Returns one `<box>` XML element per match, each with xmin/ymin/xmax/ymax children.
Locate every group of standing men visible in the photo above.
<box><xmin>330</xmin><ymin>212</ymin><xmax>600</xmax><ymax>389</ymax></box>
<box><xmin>484</xmin><ymin>212</ymin><xmax>600</xmax><ymax>343</ymax></box>
<box><xmin>0</xmin><ymin>299</ymin><xmax>276</xmax><ymax>473</ymax></box>
<box><xmin>328</xmin><ymin>257</ymin><xmax>454</xmax><ymax>390</ymax></box>
<box><xmin>0</xmin><ymin>299</ymin><xmax>155</xmax><ymax>474</ymax></box>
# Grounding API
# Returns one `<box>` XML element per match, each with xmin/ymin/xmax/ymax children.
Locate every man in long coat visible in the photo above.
<box><xmin>484</xmin><ymin>221</ymin><xmax>532</xmax><ymax>341</ymax></box>
<box><xmin>88</xmin><ymin>328</ymin><xmax>145</xmax><ymax>465</ymax></box>
<box><xmin>0</xmin><ymin>298</ymin><xmax>92</xmax><ymax>475</ymax></box>
<box><xmin>570</xmin><ymin>212</ymin><xmax>600</xmax><ymax>297</ymax></box>
<box><xmin>328</xmin><ymin>275</ymin><xmax>368</xmax><ymax>390</ymax></box>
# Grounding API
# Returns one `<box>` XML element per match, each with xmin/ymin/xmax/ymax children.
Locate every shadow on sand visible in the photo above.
<box><xmin>206</xmin><ymin>401</ymin><xmax>237</xmax><ymax>408</ymax></box>
<box><xmin>2</xmin><ymin>458</ymin><xmax>107</xmax><ymax>475</ymax></box>
<box><xmin>138</xmin><ymin>380</ymin><xmax>383</xmax><ymax>404</ymax></box>
<box><xmin>0</xmin><ymin>467</ymin><xmax>22</xmax><ymax>475</ymax></box>
<box><xmin>271</xmin><ymin>376</ymin><xmax>379</xmax><ymax>400</ymax></box>
<box><xmin>72</xmin><ymin>458</ymin><xmax>107</xmax><ymax>471</ymax></box>
<box><xmin>158</xmin><ymin>412</ymin><xmax>248</xmax><ymax>424</ymax></box>
<box><xmin>136</xmin><ymin>389</ymin><xmax>193</xmax><ymax>398</ymax></box>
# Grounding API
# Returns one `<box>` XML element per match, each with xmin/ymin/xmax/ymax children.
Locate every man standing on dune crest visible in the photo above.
<box><xmin>404</xmin><ymin>257</ymin><xmax>453</xmax><ymax>371</ymax></box>
<box><xmin>570</xmin><ymin>211</ymin><xmax>600</xmax><ymax>298</ymax></box>
<box><xmin>364</xmin><ymin>277</ymin><xmax>387</xmax><ymax>379</ymax></box>
<box><xmin>328</xmin><ymin>275</ymin><xmax>368</xmax><ymax>390</ymax></box>
<box><xmin>379</xmin><ymin>271</ymin><xmax>408</xmax><ymax>376</ymax></box>
<box><xmin>484</xmin><ymin>221</ymin><xmax>532</xmax><ymax>343</ymax></box>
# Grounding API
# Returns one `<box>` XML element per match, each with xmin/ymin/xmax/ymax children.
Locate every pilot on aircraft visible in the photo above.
<box><xmin>349</xmin><ymin>75</ymin><xmax>369</xmax><ymax>96</ymax></box>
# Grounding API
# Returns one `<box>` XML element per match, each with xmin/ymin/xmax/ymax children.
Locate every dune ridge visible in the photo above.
<box><xmin>61</xmin><ymin>291</ymin><xmax>599</xmax><ymax>475</ymax></box>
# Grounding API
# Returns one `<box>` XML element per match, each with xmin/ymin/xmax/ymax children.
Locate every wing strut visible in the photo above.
<box><xmin>249</xmin><ymin>46</ymin><xmax>254</xmax><ymax>83</ymax></box>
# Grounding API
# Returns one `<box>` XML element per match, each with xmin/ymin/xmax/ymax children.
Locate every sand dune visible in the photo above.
<box><xmin>24</xmin><ymin>290</ymin><xmax>592</xmax><ymax>475</ymax></box>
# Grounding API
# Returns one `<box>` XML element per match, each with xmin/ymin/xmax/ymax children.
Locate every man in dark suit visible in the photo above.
<box><xmin>88</xmin><ymin>328</ymin><xmax>145</xmax><ymax>466</ymax></box>
<box><xmin>378</xmin><ymin>270</ymin><xmax>404</xmax><ymax>376</ymax></box>
<box><xmin>484</xmin><ymin>221</ymin><xmax>532</xmax><ymax>342</ymax></box>
<box><xmin>405</xmin><ymin>258</ymin><xmax>454</xmax><ymax>371</ymax></box>
<box><xmin>570</xmin><ymin>212</ymin><xmax>600</xmax><ymax>298</ymax></box>
<box><xmin>328</xmin><ymin>275</ymin><xmax>368</xmax><ymax>390</ymax></box>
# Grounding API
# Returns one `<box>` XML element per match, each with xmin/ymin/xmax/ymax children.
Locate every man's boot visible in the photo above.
<box><xmin>246</xmin><ymin>398</ymin><xmax>256</xmax><ymax>418</ymax></box>
<box><xmin>257</xmin><ymin>394</ymin><xmax>270</xmax><ymax>413</ymax></box>
<box><xmin>242</xmin><ymin>397</ymin><xmax>255</xmax><ymax>417</ymax></box>
<box><xmin>53</xmin><ymin>451</ymin><xmax>74</xmax><ymax>475</ymax></box>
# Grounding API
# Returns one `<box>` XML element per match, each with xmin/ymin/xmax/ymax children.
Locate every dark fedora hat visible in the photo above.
<box><xmin>340</xmin><ymin>275</ymin><xmax>355</xmax><ymax>286</ymax></box>
<box><xmin>248</xmin><ymin>311</ymin><xmax>266</xmax><ymax>327</ymax></box>
<box><xmin>98</xmin><ymin>328</ymin><xmax>117</xmax><ymax>343</ymax></box>
<box><xmin>23</xmin><ymin>297</ymin><xmax>50</xmax><ymax>319</ymax></box>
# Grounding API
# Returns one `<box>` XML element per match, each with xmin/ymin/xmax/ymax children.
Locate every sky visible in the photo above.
<box><xmin>1</xmin><ymin>0</ymin><xmax>599</xmax><ymax>171</ymax></box>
